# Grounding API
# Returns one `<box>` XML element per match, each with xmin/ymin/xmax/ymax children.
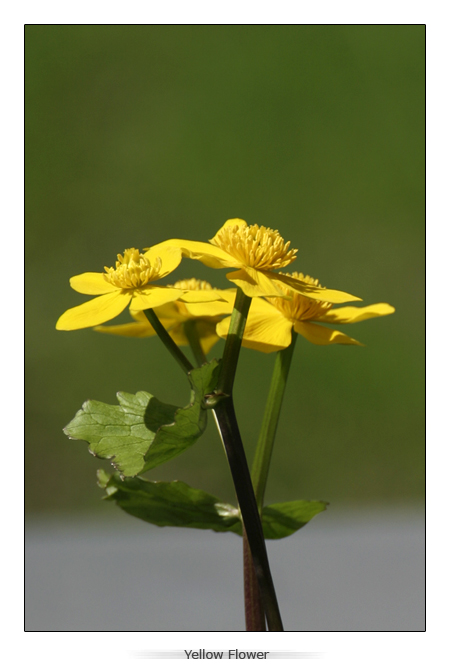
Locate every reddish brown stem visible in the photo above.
<box><xmin>243</xmin><ymin>530</ymin><xmax>266</xmax><ymax>631</ymax></box>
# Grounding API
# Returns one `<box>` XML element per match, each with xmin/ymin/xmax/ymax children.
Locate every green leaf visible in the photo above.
<box><xmin>97</xmin><ymin>471</ymin><xmax>242</xmax><ymax>534</ymax></box>
<box><xmin>144</xmin><ymin>361</ymin><xmax>219</xmax><ymax>472</ymax></box>
<box><xmin>261</xmin><ymin>500</ymin><xmax>329</xmax><ymax>539</ymax></box>
<box><xmin>97</xmin><ymin>470</ymin><xmax>327</xmax><ymax>539</ymax></box>
<box><xmin>64</xmin><ymin>360</ymin><xmax>219</xmax><ymax>477</ymax></box>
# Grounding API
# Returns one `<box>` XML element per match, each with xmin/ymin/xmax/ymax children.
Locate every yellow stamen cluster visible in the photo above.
<box><xmin>104</xmin><ymin>248</ymin><xmax>161</xmax><ymax>289</ymax></box>
<box><xmin>210</xmin><ymin>222</ymin><xmax>297</xmax><ymax>271</ymax></box>
<box><xmin>267</xmin><ymin>272</ymin><xmax>332</xmax><ymax>321</ymax></box>
<box><xmin>168</xmin><ymin>278</ymin><xmax>214</xmax><ymax>291</ymax></box>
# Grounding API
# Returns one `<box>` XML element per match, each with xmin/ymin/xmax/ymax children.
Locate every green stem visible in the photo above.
<box><xmin>215</xmin><ymin>288</ymin><xmax>252</xmax><ymax>396</ymax></box>
<box><xmin>184</xmin><ymin>314</ymin><xmax>267</xmax><ymax>631</ymax></box>
<box><xmin>143</xmin><ymin>309</ymin><xmax>194</xmax><ymax>373</ymax></box>
<box><xmin>183</xmin><ymin>320</ymin><xmax>208</xmax><ymax>367</ymax></box>
<box><xmin>147</xmin><ymin>298</ymin><xmax>283</xmax><ymax>631</ymax></box>
<box><xmin>213</xmin><ymin>397</ymin><xmax>283</xmax><ymax>631</ymax></box>
<box><xmin>251</xmin><ymin>331</ymin><xmax>298</xmax><ymax>512</ymax></box>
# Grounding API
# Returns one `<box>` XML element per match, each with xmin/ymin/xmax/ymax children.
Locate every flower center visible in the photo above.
<box><xmin>103</xmin><ymin>248</ymin><xmax>161</xmax><ymax>289</ymax></box>
<box><xmin>166</xmin><ymin>278</ymin><xmax>216</xmax><ymax>316</ymax></box>
<box><xmin>169</xmin><ymin>278</ymin><xmax>214</xmax><ymax>291</ymax></box>
<box><xmin>267</xmin><ymin>272</ymin><xmax>332</xmax><ymax>321</ymax></box>
<box><xmin>210</xmin><ymin>222</ymin><xmax>297</xmax><ymax>270</ymax></box>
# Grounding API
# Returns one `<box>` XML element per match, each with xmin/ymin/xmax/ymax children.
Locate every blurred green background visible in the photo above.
<box><xmin>25</xmin><ymin>25</ymin><xmax>424</xmax><ymax>515</ymax></box>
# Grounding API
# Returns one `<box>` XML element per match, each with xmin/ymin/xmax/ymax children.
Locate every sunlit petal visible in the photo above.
<box><xmin>69</xmin><ymin>272</ymin><xmax>118</xmax><ymax>295</ymax></box>
<box><xmin>143</xmin><ymin>243</ymin><xmax>182</xmax><ymax>278</ymax></box>
<box><xmin>130</xmin><ymin>287</ymin><xmax>185</xmax><ymax>310</ymax></box>
<box><xmin>210</xmin><ymin>218</ymin><xmax>248</xmax><ymax>240</ymax></box>
<box><xmin>317</xmin><ymin>303</ymin><xmax>395</xmax><ymax>324</ymax></box>
<box><xmin>182</xmin><ymin>291</ymin><xmax>236</xmax><ymax>317</ymax></box>
<box><xmin>294</xmin><ymin>321</ymin><xmax>363</xmax><ymax>346</ymax></box>
<box><xmin>270</xmin><ymin>273</ymin><xmax>362</xmax><ymax>303</ymax></box>
<box><xmin>217</xmin><ymin>307</ymin><xmax>292</xmax><ymax>353</ymax></box>
<box><xmin>94</xmin><ymin>321</ymin><xmax>157</xmax><ymax>337</ymax></box>
<box><xmin>156</xmin><ymin>239</ymin><xmax>238</xmax><ymax>269</ymax></box>
<box><xmin>150</xmin><ymin>302</ymin><xmax>183</xmax><ymax>320</ymax></box>
<box><xmin>226</xmin><ymin>268</ymin><xmax>286</xmax><ymax>297</ymax></box>
<box><xmin>56</xmin><ymin>292</ymin><xmax>131</xmax><ymax>330</ymax></box>
<box><xmin>178</xmin><ymin>290</ymin><xmax>228</xmax><ymax>303</ymax></box>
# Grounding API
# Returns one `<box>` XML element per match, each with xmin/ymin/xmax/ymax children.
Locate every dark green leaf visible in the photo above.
<box><xmin>98</xmin><ymin>470</ymin><xmax>242</xmax><ymax>534</ymax></box>
<box><xmin>97</xmin><ymin>470</ymin><xmax>327</xmax><ymax>539</ymax></box>
<box><xmin>64</xmin><ymin>360</ymin><xmax>219</xmax><ymax>476</ymax></box>
<box><xmin>261</xmin><ymin>500</ymin><xmax>329</xmax><ymax>539</ymax></box>
<box><xmin>143</xmin><ymin>361</ymin><xmax>219</xmax><ymax>472</ymax></box>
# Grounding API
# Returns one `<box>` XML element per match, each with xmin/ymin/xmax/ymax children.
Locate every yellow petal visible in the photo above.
<box><xmin>151</xmin><ymin>302</ymin><xmax>183</xmax><ymax>320</ymax></box>
<box><xmin>130</xmin><ymin>287</ymin><xmax>185</xmax><ymax>310</ymax></box>
<box><xmin>94</xmin><ymin>321</ymin><xmax>157</xmax><ymax>338</ymax></box>
<box><xmin>317</xmin><ymin>303</ymin><xmax>395</xmax><ymax>324</ymax></box>
<box><xmin>166</xmin><ymin>323</ymin><xmax>189</xmax><ymax>347</ymax></box>
<box><xmin>269</xmin><ymin>273</ymin><xmax>362</xmax><ymax>303</ymax></box>
<box><xmin>156</xmin><ymin>239</ymin><xmax>239</xmax><ymax>269</ymax></box>
<box><xmin>143</xmin><ymin>243</ymin><xmax>182</xmax><ymax>278</ymax></box>
<box><xmin>178</xmin><ymin>290</ymin><xmax>229</xmax><ymax>303</ymax></box>
<box><xmin>95</xmin><ymin>309</ymin><xmax>179</xmax><ymax>337</ymax></box>
<box><xmin>217</xmin><ymin>305</ymin><xmax>292</xmax><ymax>353</ymax></box>
<box><xmin>56</xmin><ymin>291</ymin><xmax>131</xmax><ymax>330</ymax></box>
<box><xmin>182</xmin><ymin>291</ymin><xmax>236</xmax><ymax>317</ymax></box>
<box><xmin>210</xmin><ymin>218</ymin><xmax>248</xmax><ymax>240</ymax></box>
<box><xmin>195</xmin><ymin>321</ymin><xmax>221</xmax><ymax>354</ymax></box>
<box><xmin>294</xmin><ymin>321</ymin><xmax>363</xmax><ymax>346</ymax></box>
<box><xmin>226</xmin><ymin>268</ymin><xmax>286</xmax><ymax>297</ymax></box>
<box><xmin>171</xmin><ymin>321</ymin><xmax>220</xmax><ymax>354</ymax></box>
<box><xmin>69</xmin><ymin>272</ymin><xmax>117</xmax><ymax>295</ymax></box>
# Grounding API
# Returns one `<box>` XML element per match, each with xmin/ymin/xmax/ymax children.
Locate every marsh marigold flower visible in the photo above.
<box><xmin>56</xmin><ymin>245</ymin><xmax>223</xmax><ymax>331</ymax></box>
<box><xmin>95</xmin><ymin>279</ymin><xmax>236</xmax><ymax>353</ymax></box>
<box><xmin>160</xmin><ymin>219</ymin><xmax>361</xmax><ymax>303</ymax></box>
<box><xmin>216</xmin><ymin>272</ymin><xmax>395</xmax><ymax>353</ymax></box>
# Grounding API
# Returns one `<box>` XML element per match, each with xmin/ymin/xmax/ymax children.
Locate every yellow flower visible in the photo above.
<box><xmin>56</xmin><ymin>245</ymin><xmax>219</xmax><ymax>331</ymax></box>
<box><xmin>95</xmin><ymin>279</ymin><xmax>236</xmax><ymax>354</ymax></box>
<box><xmin>160</xmin><ymin>219</ymin><xmax>361</xmax><ymax>303</ymax></box>
<box><xmin>216</xmin><ymin>272</ymin><xmax>395</xmax><ymax>352</ymax></box>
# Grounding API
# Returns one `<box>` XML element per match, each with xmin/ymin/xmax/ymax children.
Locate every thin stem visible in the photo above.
<box><xmin>213</xmin><ymin>397</ymin><xmax>283</xmax><ymax>631</ymax></box>
<box><xmin>183</xmin><ymin>320</ymin><xmax>208</xmax><ymax>367</ymax></box>
<box><xmin>143</xmin><ymin>309</ymin><xmax>193</xmax><ymax>374</ymax></box>
<box><xmin>215</xmin><ymin>288</ymin><xmax>252</xmax><ymax>396</ymax></box>
<box><xmin>243</xmin><ymin>530</ymin><xmax>266</xmax><ymax>631</ymax></box>
<box><xmin>184</xmin><ymin>313</ymin><xmax>267</xmax><ymax>631</ymax></box>
<box><xmin>148</xmin><ymin>298</ymin><xmax>283</xmax><ymax>630</ymax></box>
<box><xmin>251</xmin><ymin>332</ymin><xmax>298</xmax><ymax>512</ymax></box>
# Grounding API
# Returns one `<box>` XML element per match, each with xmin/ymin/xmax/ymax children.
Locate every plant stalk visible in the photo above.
<box><xmin>251</xmin><ymin>332</ymin><xmax>298</xmax><ymax>511</ymax></box>
<box><xmin>147</xmin><ymin>298</ymin><xmax>283</xmax><ymax>631</ymax></box>
<box><xmin>240</xmin><ymin>332</ymin><xmax>297</xmax><ymax>630</ymax></box>
<box><xmin>183</xmin><ymin>320</ymin><xmax>208</xmax><ymax>366</ymax></box>
<box><xmin>143</xmin><ymin>309</ymin><xmax>194</xmax><ymax>373</ymax></box>
<box><xmin>213</xmin><ymin>396</ymin><xmax>283</xmax><ymax>631</ymax></box>
<box><xmin>243</xmin><ymin>530</ymin><xmax>266</xmax><ymax>631</ymax></box>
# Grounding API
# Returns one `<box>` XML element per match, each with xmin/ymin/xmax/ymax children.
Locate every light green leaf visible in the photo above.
<box><xmin>98</xmin><ymin>470</ymin><xmax>242</xmax><ymax>533</ymax></box>
<box><xmin>261</xmin><ymin>500</ymin><xmax>329</xmax><ymax>539</ymax></box>
<box><xmin>98</xmin><ymin>470</ymin><xmax>327</xmax><ymax>539</ymax></box>
<box><xmin>64</xmin><ymin>360</ymin><xmax>219</xmax><ymax>477</ymax></box>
